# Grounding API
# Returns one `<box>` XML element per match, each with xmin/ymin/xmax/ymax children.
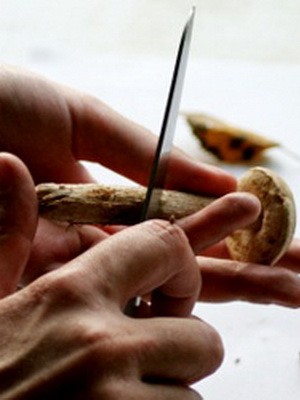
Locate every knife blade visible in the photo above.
<box><xmin>125</xmin><ymin>7</ymin><xmax>195</xmax><ymax>315</ymax></box>
<box><xmin>141</xmin><ymin>6</ymin><xmax>195</xmax><ymax>220</ymax></box>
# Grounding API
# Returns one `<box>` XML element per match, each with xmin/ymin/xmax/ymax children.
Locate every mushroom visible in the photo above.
<box><xmin>226</xmin><ymin>167</ymin><xmax>296</xmax><ymax>265</ymax></box>
<box><xmin>36</xmin><ymin>167</ymin><xmax>296</xmax><ymax>266</ymax></box>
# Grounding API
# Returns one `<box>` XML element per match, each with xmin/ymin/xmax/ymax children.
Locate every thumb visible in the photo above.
<box><xmin>0</xmin><ymin>153</ymin><xmax>37</xmax><ymax>297</ymax></box>
<box><xmin>179</xmin><ymin>192</ymin><xmax>261</xmax><ymax>254</ymax></box>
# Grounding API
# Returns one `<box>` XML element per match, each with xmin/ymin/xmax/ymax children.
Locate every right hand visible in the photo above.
<box><xmin>0</xmin><ymin>153</ymin><xmax>262</xmax><ymax>399</ymax></box>
<box><xmin>0</xmin><ymin>214</ymin><xmax>222</xmax><ymax>399</ymax></box>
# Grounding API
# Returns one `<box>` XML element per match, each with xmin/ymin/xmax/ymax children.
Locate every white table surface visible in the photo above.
<box><xmin>6</xmin><ymin>53</ymin><xmax>300</xmax><ymax>399</ymax></box>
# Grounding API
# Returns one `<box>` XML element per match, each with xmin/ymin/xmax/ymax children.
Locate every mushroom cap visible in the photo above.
<box><xmin>226</xmin><ymin>167</ymin><xmax>296</xmax><ymax>265</ymax></box>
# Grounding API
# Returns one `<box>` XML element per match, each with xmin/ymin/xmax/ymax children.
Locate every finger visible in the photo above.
<box><xmin>23</xmin><ymin>218</ymin><xmax>106</xmax><ymax>285</ymax></box>
<box><xmin>100</xmin><ymin>224</ymin><xmax>126</xmax><ymax>235</ymax></box>
<box><xmin>198</xmin><ymin>256</ymin><xmax>300</xmax><ymax>307</ymax></box>
<box><xmin>200</xmin><ymin>240</ymin><xmax>231</xmax><ymax>259</ymax></box>
<box><xmin>0</xmin><ymin>67</ymin><xmax>236</xmax><ymax>193</ymax></box>
<box><xmin>199</xmin><ymin>237</ymin><xmax>300</xmax><ymax>272</ymax></box>
<box><xmin>136</xmin><ymin>317</ymin><xmax>223</xmax><ymax>384</ymax></box>
<box><xmin>0</xmin><ymin>67</ymin><xmax>94</xmax><ymax>184</ymax></box>
<box><xmin>68</xmin><ymin>92</ymin><xmax>236</xmax><ymax>195</ymax></box>
<box><xmin>64</xmin><ymin>219</ymin><xmax>200</xmax><ymax>317</ymax></box>
<box><xmin>165</xmin><ymin>154</ymin><xmax>236</xmax><ymax>196</ymax></box>
<box><xmin>201</xmin><ymin>236</ymin><xmax>300</xmax><ymax>273</ymax></box>
<box><xmin>178</xmin><ymin>192</ymin><xmax>261</xmax><ymax>254</ymax></box>
<box><xmin>275</xmin><ymin>238</ymin><xmax>300</xmax><ymax>272</ymax></box>
<box><xmin>128</xmin><ymin>383</ymin><xmax>202</xmax><ymax>400</ymax></box>
<box><xmin>200</xmin><ymin>237</ymin><xmax>300</xmax><ymax>272</ymax></box>
<box><xmin>47</xmin><ymin>158</ymin><xmax>96</xmax><ymax>184</ymax></box>
<box><xmin>0</xmin><ymin>153</ymin><xmax>37</xmax><ymax>296</ymax></box>
<box><xmin>94</xmin><ymin>379</ymin><xmax>202</xmax><ymax>400</ymax></box>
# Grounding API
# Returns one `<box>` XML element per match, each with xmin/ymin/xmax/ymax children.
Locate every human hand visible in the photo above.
<box><xmin>0</xmin><ymin>153</ymin><xmax>262</xmax><ymax>399</ymax></box>
<box><xmin>0</xmin><ymin>65</ymin><xmax>237</xmax><ymax>286</ymax></box>
<box><xmin>0</xmin><ymin>65</ymin><xmax>235</xmax><ymax>194</ymax></box>
<box><xmin>0</xmin><ymin>217</ymin><xmax>220</xmax><ymax>399</ymax></box>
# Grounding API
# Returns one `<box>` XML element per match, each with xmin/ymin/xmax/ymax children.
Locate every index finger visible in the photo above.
<box><xmin>275</xmin><ymin>238</ymin><xmax>300</xmax><ymax>272</ymax></box>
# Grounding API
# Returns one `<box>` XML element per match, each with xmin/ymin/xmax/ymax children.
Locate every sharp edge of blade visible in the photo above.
<box><xmin>158</xmin><ymin>5</ymin><xmax>195</xmax><ymax>156</ymax></box>
<box><xmin>140</xmin><ymin>7</ymin><xmax>195</xmax><ymax>221</ymax></box>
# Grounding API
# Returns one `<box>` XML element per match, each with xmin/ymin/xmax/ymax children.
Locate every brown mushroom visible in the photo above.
<box><xmin>226</xmin><ymin>167</ymin><xmax>296</xmax><ymax>265</ymax></box>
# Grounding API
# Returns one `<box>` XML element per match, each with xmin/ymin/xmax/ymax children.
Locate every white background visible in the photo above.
<box><xmin>1</xmin><ymin>1</ymin><xmax>300</xmax><ymax>399</ymax></box>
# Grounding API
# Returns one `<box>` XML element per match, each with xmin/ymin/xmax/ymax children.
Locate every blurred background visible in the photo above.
<box><xmin>1</xmin><ymin>0</ymin><xmax>300</xmax><ymax>64</ymax></box>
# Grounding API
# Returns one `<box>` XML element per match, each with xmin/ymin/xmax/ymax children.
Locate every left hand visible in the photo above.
<box><xmin>0</xmin><ymin>65</ymin><xmax>236</xmax><ymax>286</ymax></box>
<box><xmin>0</xmin><ymin>65</ymin><xmax>235</xmax><ymax>194</ymax></box>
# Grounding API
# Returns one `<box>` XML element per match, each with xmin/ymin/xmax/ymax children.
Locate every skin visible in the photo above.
<box><xmin>0</xmin><ymin>65</ymin><xmax>299</xmax><ymax>398</ymax></box>
<box><xmin>199</xmin><ymin>240</ymin><xmax>300</xmax><ymax>307</ymax></box>
<box><xmin>0</xmin><ymin>153</ymin><xmax>260</xmax><ymax>399</ymax></box>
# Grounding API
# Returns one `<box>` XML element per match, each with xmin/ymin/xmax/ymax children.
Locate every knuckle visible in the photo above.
<box><xmin>29</xmin><ymin>276</ymin><xmax>139</xmax><ymax>357</ymax></box>
<box><xmin>201</xmin><ymin>322</ymin><xmax>224</xmax><ymax>376</ymax></box>
<box><xmin>145</xmin><ymin>219</ymin><xmax>191</xmax><ymax>259</ymax></box>
<box><xmin>188</xmin><ymin>388</ymin><xmax>204</xmax><ymax>400</ymax></box>
<box><xmin>29</xmin><ymin>268</ymin><xmax>96</xmax><ymax>311</ymax></box>
<box><xmin>187</xmin><ymin>319</ymin><xmax>224</xmax><ymax>383</ymax></box>
<box><xmin>208</xmin><ymin>328</ymin><xmax>224</xmax><ymax>372</ymax></box>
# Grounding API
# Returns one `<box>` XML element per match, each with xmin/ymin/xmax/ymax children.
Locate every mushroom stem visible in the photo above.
<box><xmin>37</xmin><ymin>183</ymin><xmax>214</xmax><ymax>225</ymax></box>
<box><xmin>36</xmin><ymin>167</ymin><xmax>296</xmax><ymax>266</ymax></box>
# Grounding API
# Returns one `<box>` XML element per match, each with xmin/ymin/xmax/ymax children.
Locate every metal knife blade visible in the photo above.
<box><xmin>124</xmin><ymin>8</ymin><xmax>195</xmax><ymax>315</ymax></box>
<box><xmin>141</xmin><ymin>6</ymin><xmax>195</xmax><ymax>220</ymax></box>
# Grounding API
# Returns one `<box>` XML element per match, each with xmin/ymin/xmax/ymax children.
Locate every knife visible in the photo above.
<box><xmin>125</xmin><ymin>6</ymin><xmax>195</xmax><ymax>314</ymax></box>
<box><xmin>37</xmin><ymin>9</ymin><xmax>195</xmax><ymax>226</ymax></box>
<box><xmin>141</xmin><ymin>6</ymin><xmax>195</xmax><ymax>220</ymax></box>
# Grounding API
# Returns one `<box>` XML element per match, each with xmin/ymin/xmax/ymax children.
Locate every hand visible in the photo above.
<box><xmin>197</xmin><ymin>239</ymin><xmax>300</xmax><ymax>308</ymax></box>
<box><xmin>0</xmin><ymin>65</ymin><xmax>235</xmax><ymax>194</ymax></box>
<box><xmin>0</xmin><ymin>154</ymin><xmax>262</xmax><ymax>399</ymax></box>
<box><xmin>0</xmin><ymin>219</ymin><xmax>221</xmax><ymax>399</ymax></box>
<box><xmin>0</xmin><ymin>65</ymin><xmax>237</xmax><ymax>288</ymax></box>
